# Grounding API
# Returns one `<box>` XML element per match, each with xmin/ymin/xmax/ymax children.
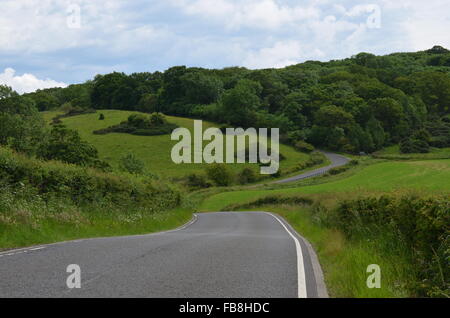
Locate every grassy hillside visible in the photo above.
<box><xmin>200</xmin><ymin>159</ymin><xmax>450</xmax><ymax>211</ymax></box>
<box><xmin>43</xmin><ymin>110</ymin><xmax>312</xmax><ymax>179</ymax></box>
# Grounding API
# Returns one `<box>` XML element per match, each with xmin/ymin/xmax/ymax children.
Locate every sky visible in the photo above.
<box><xmin>0</xmin><ymin>0</ymin><xmax>449</xmax><ymax>94</ymax></box>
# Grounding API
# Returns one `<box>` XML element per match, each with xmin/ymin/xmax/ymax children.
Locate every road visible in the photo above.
<box><xmin>274</xmin><ymin>151</ymin><xmax>350</xmax><ymax>184</ymax></box>
<box><xmin>0</xmin><ymin>212</ymin><xmax>327</xmax><ymax>298</ymax></box>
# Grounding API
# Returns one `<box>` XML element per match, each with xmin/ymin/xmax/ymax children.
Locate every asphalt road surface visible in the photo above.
<box><xmin>273</xmin><ymin>151</ymin><xmax>350</xmax><ymax>184</ymax></box>
<box><xmin>0</xmin><ymin>212</ymin><xmax>327</xmax><ymax>298</ymax></box>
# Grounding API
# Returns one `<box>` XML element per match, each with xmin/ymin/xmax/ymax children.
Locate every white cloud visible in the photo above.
<box><xmin>243</xmin><ymin>41</ymin><xmax>303</xmax><ymax>69</ymax></box>
<box><xmin>0</xmin><ymin>68</ymin><xmax>67</xmax><ymax>94</ymax></box>
<box><xmin>170</xmin><ymin>0</ymin><xmax>320</xmax><ymax>30</ymax></box>
<box><xmin>1</xmin><ymin>0</ymin><xmax>450</xmax><ymax>83</ymax></box>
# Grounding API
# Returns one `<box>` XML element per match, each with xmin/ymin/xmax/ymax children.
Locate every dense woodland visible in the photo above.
<box><xmin>1</xmin><ymin>45</ymin><xmax>450</xmax><ymax>159</ymax></box>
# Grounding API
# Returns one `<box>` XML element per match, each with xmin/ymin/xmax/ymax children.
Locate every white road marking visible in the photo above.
<box><xmin>266</xmin><ymin>213</ymin><xmax>307</xmax><ymax>298</ymax></box>
<box><xmin>0</xmin><ymin>246</ymin><xmax>45</xmax><ymax>258</ymax></box>
<box><xmin>29</xmin><ymin>247</ymin><xmax>45</xmax><ymax>251</ymax></box>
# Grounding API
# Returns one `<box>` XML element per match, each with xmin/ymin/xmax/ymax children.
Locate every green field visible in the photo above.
<box><xmin>374</xmin><ymin>145</ymin><xmax>450</xmax><ymax>160</ymax></box>
<box><xmin>200</xmin><ymin>159</ymin><xmax>450</xmax><ymax>211</ymax></box>
<box><xmin>42</xmin><ymin>110</ymin><xmax>311</xmax><ymax>179</ymax></box>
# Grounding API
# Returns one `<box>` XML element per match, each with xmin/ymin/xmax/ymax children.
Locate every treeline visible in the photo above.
<box><xmin>4</xmin><ymin>45</ymin><xmax>450</xmax><ymax>153</ymax></box>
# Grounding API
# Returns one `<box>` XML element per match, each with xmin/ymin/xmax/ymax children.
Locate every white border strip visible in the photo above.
<box><xmin>266</xmin><ymin>213</ymin><xmax>307</xmax><ymax>298</ymax></box>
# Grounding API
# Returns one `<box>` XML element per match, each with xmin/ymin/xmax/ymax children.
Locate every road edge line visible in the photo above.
<box><xmin>265</xmin><ymin>212</ymin><xmax>307</xmax><ymax>298</ymax></box>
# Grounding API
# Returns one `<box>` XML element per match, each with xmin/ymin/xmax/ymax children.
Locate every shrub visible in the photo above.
<box><xmin>38</xmin><ymin>124</ymin><xmax>111</xmax><ymax>171</ymax></box>
<box><xmin>119</xmin><ymin>153</ymin><xmax>145</xmax><ymax>175</ymax></box>
<box><xmin>99</xmin><ymin>113</ymin><xmax>105</xmax><ymax>120</ymax></box>
<box><xmin>224</xmin><ymin>195</ymin><xmax>313</xmax><ymax>210</ymax></box>
<box><xmin>294</xmin><ymin>140</ymin><xmax>315</xmax><ymax>153</ymax></box>
<box><xmin>205</xmin><ymin>164</ymin><xmax>233</xmax><ymax>186</ymax></box>
<box><xmin>237</xmin><ymin>167</ymin><xmax>258</xmax><ymax>184</ymax></box>
<box><xmin>186</xmin><ymin>173</ymin><xmax>211</xmax><ymax>189</ymax></box>
<box><xmin>93</xmin><ymin>112</ymin><xmax>178</xmax><ymax>136</ymax></box>
<box><xmin>327</xmin><ymin>166</ymin><xmax>349</xmax><ymax>175</ymax></box>
<box><xmin>400</xmin><ymin>138</ymin><xmax>430</xmax><ymax>153</ymax></box>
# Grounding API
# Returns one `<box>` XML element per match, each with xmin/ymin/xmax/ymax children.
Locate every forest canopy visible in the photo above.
<box><xmin>2</xmin><ymin>45</ymin><xmax>450</xmax><ymax>154</ymax></box>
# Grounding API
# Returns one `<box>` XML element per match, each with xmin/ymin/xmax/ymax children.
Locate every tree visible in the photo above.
<box><xmin>0</xmin><ymin>85</ymin><xmax>17</xmax><ymax>99</ymax></box>
<box><xmin>369</xmin><ymin>98</ymin><xmax>404</xmax><ymax>133</ymax></box>
<box><xmin>29</xmin><ymin>91</ymin><xmax>60</xmax><ymax>111</ymax></box>
<box><xmin>38</xmin><ymin>124</ymin><xmax>108</xmax><ymax>169</ymax></box>
<box><xmin>138</xmin><ymin>93</ymin><xmax>158</xmax><ymax>113</ymax></box>
<box><xmin>221</xmin><ymin>79</ymin><xmax>262</xmax><ymax>127</ymax></box>
<box><xmin>314</xmin><ymin>105</ymin><xmax>354</xmax><ymax>128</ymax></box>
<box><xmin>181</xmin><ymin>72</ymin><xmax>223</xmax><ymax>105</ymax></box>
<box><xmin>0</xmin><ymin>95</ymin><xmax>45</xmax><ymax>154</ymax></box>
<box><xmin>414</xmin><ymin>71</ymin><xmax>450</xmax><ymax>114</ymax></box>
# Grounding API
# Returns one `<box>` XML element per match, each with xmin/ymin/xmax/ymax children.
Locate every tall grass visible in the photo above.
<box><xmin>225</xmin><ymin>193</ymin><xmax>449</xmax><ymax>298</ymax></box>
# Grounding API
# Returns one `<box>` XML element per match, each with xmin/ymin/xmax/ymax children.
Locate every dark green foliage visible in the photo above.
<box><xmin>3</xmin><ymin>46</ymin><xmax>448</xmax><ymax>154</ymax></box>
<box><xmin>185</xmin><ymin>173</ymin><xmax>211</xmax><ymax>189</ymax></box>
<box><xmin>0</xmin><ymin>85</ymin><xmax>17</xmax><ymax>99</ymax></box>
<box><xmin>38</xmin><ymin>124</ymin><xmax>110</xmax><ymax>171</ymax></box>
<box><xmin>237</xmin><ymin>167</ymin><xmax>258</xmax><ymax>185</ymax></box>
<box><xmin>294</xmin><ymin>140</ymin><xmax>315</xmax><ymax>153</ymax></box>
<box><xmin>93</xmin><ymin>113</ymin><xmax>177</xmax><ymax>136</ymax></box>
<box><xmin>326</xmin><ymin>166</ymin><xmax>349</xmax><ymax>175</ymax></box>
<box><xmin>99</xmin><ymin>113</ymin><xmax>105</xmax><ymax>120</ymax></box>
<box><xmin>220</xmin><ymin>79</ymin><xmax>262</xmax><ymax>127</ymax></box>
<box><xmin>205</xmin><ymin>164</ymin><xmax>233</xmax><ymax>187</ymax></box>
<box><xmin>400</xmin><ymin>129</ymin><xmax>432</xmax><ymax>154</ymax></box>
<box><xmin>332</xmin><ymin>195</ymin><xmax>449</xmax><ymax>297</ymax></box>
<box><xmin>224</xmin><ymin>195</ymin><xmax>313</xmax><ymax>211</ymax></box>
<box><xmin>0</xmin><ymin>95</ymin><xmax>45</xmax><ymax>155</ymax></box>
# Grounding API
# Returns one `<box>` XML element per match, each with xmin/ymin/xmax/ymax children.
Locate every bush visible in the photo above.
<box><xmin>400</xmin><ymin>129</ymin><xmax>431</xmax><ymax>154</ymax></box>
<box><xmin>224</xmin><ymin>195</ymin><xmax>313</xmax><ymax>211</ymax></box>
<box><xmin>400</xmin><ymin>138</ymin><xmax>430</xmax><ymax>153</ymax></box>
<box><xmin>119</xmin><ymin>153</ymin><xmax>145</xmax><ymax>175</ymax></box>
<box><xmin>93</xmin><ymin>112</ymin><xmax>178</xmax><ymax>136</ymax></box>
<box><xmin>237</xmin><ymin>167</ymin><xmax>258</xmax><ymax>184</ymax></box>
<box><xmin>38</xmin><ymin>124</ymin><xmax>111</xmax><ymax>171</ymax></box>
<box><xmin>186</xmin><ymin>173</ymin><xmax>211</xmax><ymax>189</ymax></box>
<box><xmin>326</xmin><ymin>166</ymin><xmax>349</xmax><ymax>175</ymax></box>
<box><xmin>294</xmin><ymin>140</ymin><xmax>315</xmax><ymax>153</ymax></box>
<box><xmin>205</xmin><ymin>164</ymin><xmax>233</xmax><ymax>186</ymax></box>
<box><xmin>99</xmin><ymin>113</ymin><xmax>105</xmax><ymax>120</ymax></box>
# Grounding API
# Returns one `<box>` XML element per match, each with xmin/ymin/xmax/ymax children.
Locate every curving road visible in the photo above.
<box><xmin>0</xmin><ymin>212</ymin><xmax>327</xmax><ymax>298</ymax></box>
<box><xmin>273</xmin><ymin>151</ymin><xmax>350</xmax><ymax>184</ymax></box>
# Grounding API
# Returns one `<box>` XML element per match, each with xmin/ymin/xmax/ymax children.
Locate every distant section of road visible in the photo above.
<box><xmin>0</xmin><ymin>212</ymin><xmax>327</xmax><ymax>298</ymax></box>
<box><xmin>273</xmin><ymin>151</ymin><xmax>350</xmax><ymax>184</ymax></box>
